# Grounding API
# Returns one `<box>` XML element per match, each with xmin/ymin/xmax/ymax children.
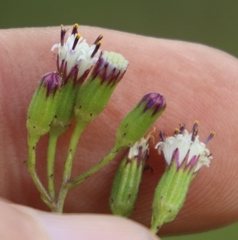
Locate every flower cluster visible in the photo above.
<box><xmin>25</xmin><ymin>23</ymin><xmax>217</xmax><ymax>237</ymax></box>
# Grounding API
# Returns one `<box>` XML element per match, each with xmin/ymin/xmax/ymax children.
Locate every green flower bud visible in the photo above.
<box><xmin>150</xmin><ymin>122</ymin><xmax>215</xmax><ymax>234</ymax></box>
<box><xmin>74</xmin><ymin>51</ymin><xmax>129</xmax><ymax>123</ymax></box>
<box><xmin>110</xmin><ymin>133</ymin><xmax>152</xmax><ymax>217</ymax></box>
<box><xmin>26</xmin><ymin>72</ymin><xmax>62</xmax><ymax>140</ymax></box>
<box><xmin>115</xmin><ymin>93</ymin><xmax>166</xmax><ymax>150</ymax></box>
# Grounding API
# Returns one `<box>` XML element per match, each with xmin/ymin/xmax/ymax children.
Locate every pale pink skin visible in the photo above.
<box><xmin>0</xmin><ymin>26</ymin><xmax>238</xmax><ymax>239</ymax></box>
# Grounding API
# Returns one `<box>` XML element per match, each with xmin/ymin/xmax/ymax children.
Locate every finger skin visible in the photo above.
<box><xmin>0</xmin><ymin>199</ymin><xmax>49</xmax><ymax>240</ymax></box>
<box><xmin>0</xmin><ymin>199</ymin><xmax>159</xmax><ymax>240</ymax></box>
<box><xmin>0</xmin><ymin>26</ymin><xmax>237</xmax><ymax>235</ymax></box>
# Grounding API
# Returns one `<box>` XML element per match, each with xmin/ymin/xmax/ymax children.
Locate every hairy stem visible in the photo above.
<box><xmin>56</xmin><ymin>120</ymin><xmax>88</xmax><ymax>212</ymax></box>
<box><xmin>27</xmin><ymin>134</ymin><xmax>54</xmax><ymax>210</ymax></box>
<box><xmin>47</xmin><ymin>130</ymin><xmax>61</xmax><ymax>200</ymax></box>
<box><xmin>68</xmin><ymin>146</ymin><xmax>119</xmax><ymax>188</ymax></box>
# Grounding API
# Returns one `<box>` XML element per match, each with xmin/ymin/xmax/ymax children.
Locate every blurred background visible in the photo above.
<box><xmin>1</xmin><ymin>0</ymin><xmax>238</xmax><ymax>239</ymax></box>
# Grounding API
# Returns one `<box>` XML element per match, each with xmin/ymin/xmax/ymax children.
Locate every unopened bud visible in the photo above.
<box><xmin>27</xmin><ymin>72</ymin><xmax>62</xmax><ymax>139</ymax></box>
<box><xmin>115</xmin><ymin>93</ymin><xmax>166</xmax><ymax>150</ymax></box>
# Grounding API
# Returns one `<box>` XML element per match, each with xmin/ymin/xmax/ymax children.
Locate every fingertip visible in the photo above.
<box><xmin>0</xmin><ymin>201</ymin><xmax>49</xmax><ymax>240</ymax></box>
<box><xmin>8</xmin><ymin>202</ymin><xmax>159</xmax><ymax>240</ymax></box>
<box><xmin>36</xmin><ymin>212</ymin><xmax>159</xmax><ymax>240</ymax></box>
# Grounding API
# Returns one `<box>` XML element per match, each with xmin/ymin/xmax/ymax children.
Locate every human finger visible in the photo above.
<box><xmin>0</xmin><ymin>26</ymin><xmax>237</xmax><ymax>235</ymax></box>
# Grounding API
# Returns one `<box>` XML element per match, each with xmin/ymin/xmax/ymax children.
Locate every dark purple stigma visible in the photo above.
<box><xmin>191</xmin><ymin>121</ymin><xmax>199</xmax><ymax>141</ymax></box>
<box><xmin>204</xmin><ymin>132</ymin><xmax>215</xmax><ymax>145</ymax></box>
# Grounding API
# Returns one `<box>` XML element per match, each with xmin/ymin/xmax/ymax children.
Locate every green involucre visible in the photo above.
<box><xmin>74</xmin><ymin>77</ymin><xmax>117</xmax><ymax>123</ymax></box>
<box><xmin>110</xmin><ymin>155</ymin><xmax>144</xmax><ymax>217</ymax></box>
<box><xmin>151</xmin><ymin>162</ymin><xmax>194</xmax><ymax>232</ymax></box>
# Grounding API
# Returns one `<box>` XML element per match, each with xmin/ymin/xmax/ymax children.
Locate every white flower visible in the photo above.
<box><xmin>155</xmin><ymin>122</ymin><xmax>214</xmax><ymax>172</ymax></box>
<box><xmin>51</xmin><ymin>24</ymin><xmax>102</xmax><ymax>84</ymax></box>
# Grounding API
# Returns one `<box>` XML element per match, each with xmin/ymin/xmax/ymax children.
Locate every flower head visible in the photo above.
<box><xmin>52</xmin><ymin>24</ymin><xmax>102</xmax><ymax>85</ymax></box>
<box><xmin>156</xmin><ymin>121</ymin><xmax>215</xmax><ymax>173</ymax></box>
<box><xmin>151</xmin><ymin>122</ymin><xmax>215</xmax><ymax>233</ymax></box>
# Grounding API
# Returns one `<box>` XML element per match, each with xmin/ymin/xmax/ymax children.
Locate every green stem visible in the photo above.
<box><xmin>47</xmin><ymin>130</ymin><xmax>60</xmax><ymax>200</ymax></box>
<box><xmin>68</xmin><ymin>145</ymin><xmax>119</xmax><ymax>188</ymax></box>
<box><xmin>27</xmin><ymin>134</ymin><xmax>54</xmax><ymax>210</ymax></box>
<box><xmin>150</xmin><ymin>222</ymin><xmax>163</xmax><ymax>235</ymax></box>
<box><xmin>56</xmin><ymin>120</ymin><xmax>88</xmax><ymax>213</ymax></box>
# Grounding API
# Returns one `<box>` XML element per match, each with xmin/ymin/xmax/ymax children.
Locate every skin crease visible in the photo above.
<box><xmin>0</xmin><ymin>26</ymin><xmax>238</xmax><ymax>237</ymax></box>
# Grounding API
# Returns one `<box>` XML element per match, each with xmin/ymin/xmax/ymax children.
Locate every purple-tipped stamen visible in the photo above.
<box><xmin>91</xmin><ymin>40</ymin><xmax>102</xmax><ymax>58</ymax></box>
<box><xmin>174</xmin><ymin>124</ymin><xmax>185</xmax><ymax>135</ymax></box>
<box><xmin>93</xmin><ymin>34</ymin><xmax>103</xmax><ymax>45</ymax></box>
<box><xmin>179</xmin><ymin>124</ymin><xmax>186</xmax><ymax>134</ymax></box>
<box><xmin>204</xmin><ymin>131</ymin><xmax>215</xmax><ymax>145</ymax></box>
<box><xmin>191</xmin><ymin>121</ymin><xmax>199</xmax><ymax>141</ymax></box>
<box><xmin>71</xmin><ymin>23</ymin><xmax>79</xmax><ymax>35</ymax></box>
<box><xmin>159</xmin><ymin>131</ymin><xmax>165</xmax><ymax>142</ymax></box>
<box><xmin>60</xmin><ymin>26</ymin><xmax>67</xmax><ymax>47</ymax></box>
<box><xmin>174</xmin><ymin>128</ymin><xmax>180</xmax><ymax>135</ymax></box>
<box><xmin>72</xmin><ymin>34</ymin><xmax>81</xmax><ymax>50</ymax></box>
